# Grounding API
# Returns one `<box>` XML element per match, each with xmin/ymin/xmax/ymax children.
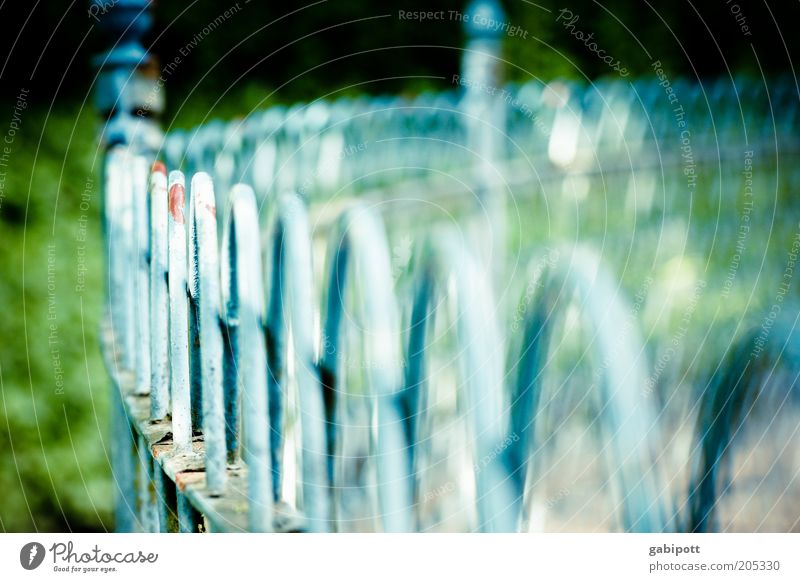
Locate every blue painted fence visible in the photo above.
<box><xmin>92</xmin><ymin>0</ymin><xmax>800</xmax><ymax>533</ymax></box>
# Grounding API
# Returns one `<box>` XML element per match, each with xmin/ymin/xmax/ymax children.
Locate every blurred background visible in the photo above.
<box><xmin>0</xmin><ymin>0</ymin><xmax>799</xmax><ymax>531</ymax></box>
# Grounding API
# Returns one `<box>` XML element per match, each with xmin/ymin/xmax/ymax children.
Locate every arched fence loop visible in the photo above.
<box><xmin>687</xmin><ymin>318</ymin><xmax>800</xmax><ymax>533</ymax></box>
<box><xmin>404</xmin><ymin>232</ymin><xmax>518</xmax><ymax>532</ymax></box>
<box><xmin>220</xmin><ymin>184</ymin><xmax>273</xmax><ymax>531</ymax></box>
<box><xmin>319</xmin><ymin>204</ymin><xmax>413</xmax><ymax>532</ymax></box>
<box><xmin>189</xmin><ymin>172</ymin><xmax>227</xmax><ymax>495</ymax></box>
<box><xmin>507</xmin><ymin>248</ymin><xmax>667</xmax><ymax>533</ymax></box>
<box><xmin>265</xmin><ymin>192</ymin><xmax>330</xmax><ymax>532</ymax></box>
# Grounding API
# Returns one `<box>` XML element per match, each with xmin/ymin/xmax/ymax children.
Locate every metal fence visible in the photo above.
<box><xmin>93</xmin><ymin>0</ymin><xmax>800</xmax><ymax>533</ymax></box>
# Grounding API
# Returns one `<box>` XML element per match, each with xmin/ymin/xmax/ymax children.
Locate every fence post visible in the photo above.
<box><xmin>91</xmin><ymin>0</ymin><xmax>162</xmax><ymax>151</ymax></box>
<box><xmin>461</xmin><ymin>0</ymin><xmax>507</xmax><ymax>285</ymax></box>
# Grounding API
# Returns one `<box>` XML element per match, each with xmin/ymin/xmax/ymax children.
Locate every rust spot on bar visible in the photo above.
<box><xmin>176</xmin><ymin>470</ymin><xmax>205</xmax><ymax>491</ymax></box>
<box><xmin>152</xmin><ymin>443</ymin><xmax>172</xmax><ymax>459</ymax></box>
<box><xmin>169</xmin><ymin>183</ymin><xmax>186</xmax><ymax>224</ymax></box>
<box><xmin>151</xmin><ymin>160</ymin><xmax>167</xmax><ymax>175</ymax></box>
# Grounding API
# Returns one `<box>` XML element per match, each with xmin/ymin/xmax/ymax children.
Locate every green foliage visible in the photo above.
<box><xmin>0</xmin><ymin>104</ymin><xmax>111</xmax><ymax>531</ymax></box>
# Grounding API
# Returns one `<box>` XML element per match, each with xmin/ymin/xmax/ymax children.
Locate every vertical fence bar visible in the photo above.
<box><xmin>222</xmin><ymin>184</ymin><xmax>273</xmax><ymax>531</ymax></box>
<box><xmin>177</xmin><ymin>490</ymin><xmax>204</xmax><ymax>533</ymax></box>
<box><xmin>267</xmin><ymin>193</ymin><xmax>330</xmax><ymax>532</ymax></box>
<box><xmin>221</xmin><ymin>318</ymin><xmax>239</xmax><ymax>464</ymax></box>
<box><xmin>319</xmin><ymin>240</ymin><xmax>346</xmax><ymax>489</ymax></box>
<box><xmin>110</xmin><ymin>384</ymin><xmax>138</xmax><ymax>532</ymax></box>
<box><xmin>132</xmin><ymin>155</ymin><xmax>152</xmax><ymax>396</ymax></box>
<box><xmin>441</xmin><ymin>235</ymin><xmax>516</xmax><ymax>532</ymax></box>
<box><xmin>150</xmin><ymin>162</ymin><xmax>170</xmax><ymax>419</ymax></box>
<box><xmin>265</xmin><ymin>232</ymin><xmax>286</xmax><ymax>500</ymax></box>
<box><xmin>220</xmin><ymin>225</ymin><xmax>241</xmax><ymax>466</ymax></box>
<box><xmin>191</xmin><ymin>172</ymin><xmax>228</xmax><ymax>494</ymax></box>
<box><xmin>136</xmin><ymin>434</ymin><xmax>159</xmax><ymax>532</ymax></box>
<box><xmin>168</xmin><ymin>171</ymin><xmax>193</xmax><ymax>450</ymax></box>
<box><xmin>105</xmin><ymin>149</ymin><xmax>137</xmax><ymax>369</ymax></box>
<box><xmin>188</xmin><ymin>175</ymin><xmax>204</xmax><ymax>429</ymax></box>
<box><xmin>153</xmin><ymin>465</ymin><xmax>178</xmax><ymax>532</ymax></box>
<box><xmin>104</xmin><ymin>148</ymin><xmax>140</xmax><ymax>532</ymax></box>
<box><xmin>121</xmin><ymin>160</ymin><xmax>138</xmax><ymax>370</ymax></box>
